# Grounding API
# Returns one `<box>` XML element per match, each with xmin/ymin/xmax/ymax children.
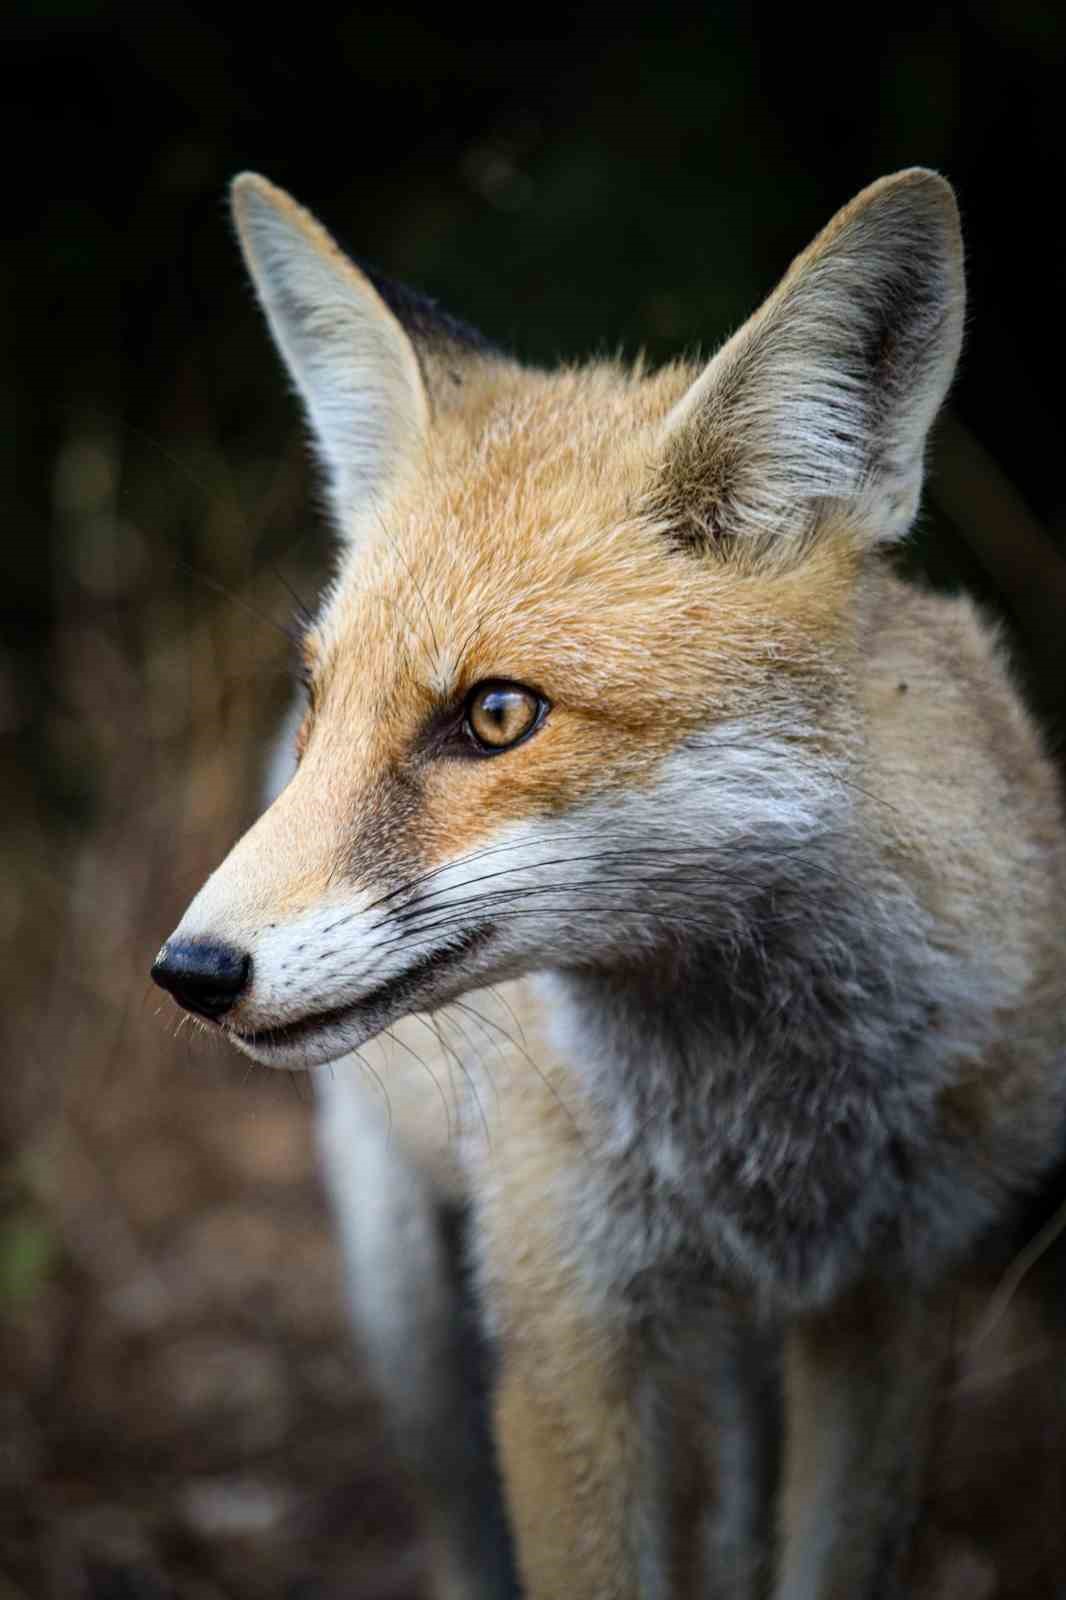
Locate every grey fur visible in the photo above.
<box><xmin>542</xmin><ymin>814</ymin><xmax>1037</xmax><ymax>1314</ymax></box>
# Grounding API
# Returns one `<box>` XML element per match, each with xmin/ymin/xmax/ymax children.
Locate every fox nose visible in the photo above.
<box><xmin>151</xmin><ymin>938</ymin><xmax>251</xmax><ymax>1019</ymax></box>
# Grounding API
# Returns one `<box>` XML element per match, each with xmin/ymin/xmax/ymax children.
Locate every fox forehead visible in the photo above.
<box><xmin>309</xmin><ymin>357</ymin><xmax>857</xmax><ymax>721</ymax></box>
<box><xmin>312</xmin><ymin>359</ymin><xmax>684</xmax><ymax>685</ymax></box>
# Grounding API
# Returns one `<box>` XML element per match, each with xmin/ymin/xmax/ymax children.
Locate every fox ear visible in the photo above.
<box><xmin>658</xmin><ymin>170</ymin><xmax>965</xmax><ymax>557</ymax></box>
<box><xmin>231</xmin><ymin>173</ymin><xmax>429</xmax><ymax>535</ymax></box>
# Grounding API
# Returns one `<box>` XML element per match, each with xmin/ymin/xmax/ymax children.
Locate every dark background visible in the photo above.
<box><xmin>3</xmin><ymin>7</ymin><xmax>1066</xmax><ymax>1598</ymax></box>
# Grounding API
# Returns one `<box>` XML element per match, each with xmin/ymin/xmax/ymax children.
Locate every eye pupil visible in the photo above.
<box><xmin>483</xmin><ymin>692</ymin><xmax>508</xmax><ymax>726</ymax></box>
<box><xmin>466</xmin><ymin>682</ymin><xmax>544</xmax><ymax>751</ymax></box>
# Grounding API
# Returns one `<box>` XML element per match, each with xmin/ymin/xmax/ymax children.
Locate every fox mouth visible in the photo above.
<box><xmin>228</xmin><ymin>923</ymin><xmax>495</xmax><ymax>1054</ymax></box>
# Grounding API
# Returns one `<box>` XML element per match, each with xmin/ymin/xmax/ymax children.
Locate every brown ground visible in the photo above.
<box><xmin>0</xmin><ymin>1068</ymin><xmax>425</xmax><ymax>1600</ymax></box>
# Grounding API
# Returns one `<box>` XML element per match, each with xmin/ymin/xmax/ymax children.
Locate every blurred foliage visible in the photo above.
<box><xmin>0</xmin><ymin>1213</ymin><xmax>55</xmax><ymax>1308</ymax></box>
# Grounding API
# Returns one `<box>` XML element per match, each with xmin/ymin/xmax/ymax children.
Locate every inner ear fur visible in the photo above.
<box><xmin>654</xmin><ymin>169</ymin><xmax>965</xmax><ymax>561</ymax></box>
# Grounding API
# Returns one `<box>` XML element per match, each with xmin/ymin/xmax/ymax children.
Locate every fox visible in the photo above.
<box><xmin>152</xmin><ymin>168</ymin><xmax>1066</xmax><ymax>1599</ymax></box>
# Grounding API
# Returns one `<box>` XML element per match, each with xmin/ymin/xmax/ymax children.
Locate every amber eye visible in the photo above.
<box><xmin>465</xmin><ymin>681</ymin><xmax>546</xmax><ymax>753</ymax></box>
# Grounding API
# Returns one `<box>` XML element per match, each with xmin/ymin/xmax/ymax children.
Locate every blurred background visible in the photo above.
<box><xmin>4</xmin><ymin>5</ymin><xmax>1066</xmax><ymax>1597</ymax></box>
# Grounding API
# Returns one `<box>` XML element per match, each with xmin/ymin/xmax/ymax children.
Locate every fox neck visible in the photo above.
<box><xmin>535</xmin><ymin>824</ymin><xmax>997</xmax><ymax>1314</ymax></box>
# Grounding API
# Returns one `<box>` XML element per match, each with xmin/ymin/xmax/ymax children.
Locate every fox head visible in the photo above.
<box><xmin>152</xmin><ymin>170</ymin><xmax>964</xmax><ymax>1068</ymax></box>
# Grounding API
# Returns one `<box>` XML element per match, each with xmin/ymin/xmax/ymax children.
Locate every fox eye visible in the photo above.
<box><xmin>465</xmin><ymin>681</ymin><xmax>546</xmax><ymax>753</ymax></box>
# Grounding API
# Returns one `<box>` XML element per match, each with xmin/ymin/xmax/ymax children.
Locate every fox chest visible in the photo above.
<box><xmin>472</xmin><ymin>922</ymin><xmax>1025</xmax><ymax>1325</ymax></box>
<box><xmin>475</xmin><ymin>1020</ymin><xmax>974</xmax><ymax>1327</ymax></box>
<box><xmin>556</xmin><ymin>1094</ymin><xmax>901</xmax><ymax>1317</ymax></box>
<box><xmin>475</xmin><ymin>1069</ymin><xmax>885</xmax><ymax>1332</ymax></box>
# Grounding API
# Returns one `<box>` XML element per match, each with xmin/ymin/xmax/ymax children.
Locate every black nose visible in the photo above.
<box><xmin>151</xmin><ymin>938</ymin><xmax>251</xmax><ymax>1019</ymax></box>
